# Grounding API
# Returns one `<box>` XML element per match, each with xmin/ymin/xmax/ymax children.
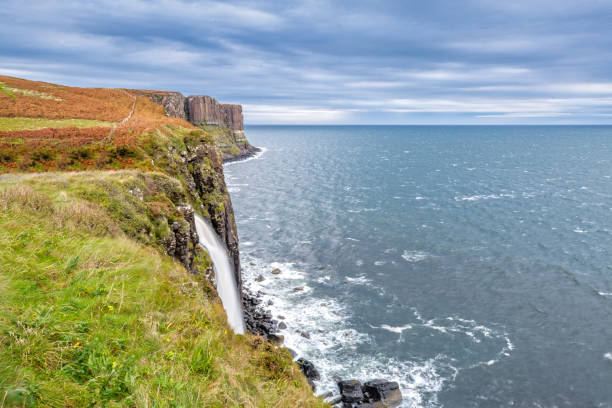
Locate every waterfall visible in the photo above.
<box><xmin>194</xmin><ymin>214</ymin><xmax>245</xmax><ymax>334</ymax></box>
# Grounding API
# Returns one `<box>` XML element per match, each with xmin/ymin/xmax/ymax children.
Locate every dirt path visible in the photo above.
<box><xmin>105</xmin><ymin>90</ymin><xmax>136</xmax><ymax>142</ymax></box>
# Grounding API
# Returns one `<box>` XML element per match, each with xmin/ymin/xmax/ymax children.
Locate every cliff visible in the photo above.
<box><xmin>143</xmin><ymin>91</ymin><xmax>257</xmax><ymax>161</ymax></box>
<box><xmin>0</xmin><ymin>75</ymin><xmax>327</xmax><ymax>407</ymax></box>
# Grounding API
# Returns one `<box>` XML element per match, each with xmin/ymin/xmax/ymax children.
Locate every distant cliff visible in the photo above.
<box><xmin>141</xmin><ymin>91</ymin><xmax>257</xmax><ymax>161</ymax></box>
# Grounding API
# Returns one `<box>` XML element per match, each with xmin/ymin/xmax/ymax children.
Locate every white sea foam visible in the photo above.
<box><xmin>604</xmin><ymin>352</ymin><xmax>612</xmax><ymax>361</ymax></box>
<box><xmin>370</xmin><ymin>323</ymin><xmax>413</xmax><ymax>343</ymax></box>
<box><xmin>374</xmin><ymin>261</ymin><xmax>386</xmax><ymax>266</ymax></box>
<box><xmin>355</xmin><ymin>259</ymin><xmax>364</xmax><ymax>266</ymax></box>
<box><xmin>241</xmin><ymin>256</ymin><xmax>512</xmax><ymax>407</ymax></box>
<box><xmin>223</xmin><ymin>146</ymin><xmax>267</xmax><ymax>166</ymax></box>
<box><xmin>402</xmin><ymin>250</ymin><xmax>430</xmax><ymax>262</ymax></box>
<box><xmin>455</xmin><ymin>193</ymin><xmax>515</xmax><ymax>202</ymax></box>
<box><xmin>346</xmin><ymin>275</ymin><xmax>372</xmax><ymax>285</ymax></box>
<box><xmin>379</xmin><ymin>324</ymin><xmax>413</xmax><ymax>333</ymax></box>
<box><xmin>241</xmin><ymin>256</ymin><xmax>465</xmax><ymax>406</ymax></box>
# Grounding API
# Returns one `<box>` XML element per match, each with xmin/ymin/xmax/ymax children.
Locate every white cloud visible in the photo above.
<box><xmin>243</xmin><ymin>104</ymin><xmax>350</xmax><ymax>124</ymax></box>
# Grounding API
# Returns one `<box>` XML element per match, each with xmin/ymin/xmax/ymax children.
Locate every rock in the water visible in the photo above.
<box><xmin>300</xmin><ymin>331</ymin><xmax>311</xmax><ymax>339</ymax></box>
<box><xmin>362</xmin><ymin>379</ymin><xmax>402</xmax><ymax>407</ymax></box>
<box><xmin>293</xmin><ymin>286</ymin><xmax>304</xmax><ymax>292</ymax></box>
<box><xmin>278</xmin><ymin>322</ymin><xmax>287</xmax><ymax>329</ymax></box>
<box><xmin>338</xmin><ymin>380</ymin><xmax>364</xmax><ymax>403</ymax></box>
<box><xmin>255</xmin><ymin>274</ymin><xmax>265</xmax><ymax>282</ymax></box>
<box><xmin>297</xmin><ymin>358</ymin><xmax>320</xmax><ymax>390</ymax></box>
<box><xmin>271</xmin><ymin>268</ymin><xmax>281</xmax><ymax>274</ymax></box>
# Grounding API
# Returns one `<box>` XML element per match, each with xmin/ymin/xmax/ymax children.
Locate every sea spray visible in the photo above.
<box><xmin>194</xmin><ymin>214</ymin><xmax>245</xmax><ymax>334</ymax></box>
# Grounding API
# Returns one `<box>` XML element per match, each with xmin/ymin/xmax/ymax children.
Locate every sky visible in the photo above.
<box><xmin>1</xmin><ymin>0</ymin><xmax>612</xmax><ymax>124</ymax></box>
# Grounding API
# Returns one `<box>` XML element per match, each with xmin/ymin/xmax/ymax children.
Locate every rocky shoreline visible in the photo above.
<box><xmin>240</xmin><ymin>270</ymin><xmax>403</xmax><ymax>408</ymax></box>
<box><xmin>223</xmin><ymin>145</ymin><xmax>262</xmax><ymax>164</ymax></box>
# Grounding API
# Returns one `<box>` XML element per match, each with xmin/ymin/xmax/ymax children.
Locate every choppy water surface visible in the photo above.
<box><xmin>225</xmin><ymin>126</ymin><xmax>612</xmax><ymax>407</ymax></box>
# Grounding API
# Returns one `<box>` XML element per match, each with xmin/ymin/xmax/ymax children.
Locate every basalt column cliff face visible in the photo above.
<box><xmin>144</xmin><ymin>91</ymin><xmax>257</xmax><ymax>161</ymax></box>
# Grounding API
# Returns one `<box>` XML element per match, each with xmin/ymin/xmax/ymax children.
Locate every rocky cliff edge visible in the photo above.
<box><xmin>140</xmin><ymin>90</ymin><xmax>258</xmax><ymax>161</ymax></box>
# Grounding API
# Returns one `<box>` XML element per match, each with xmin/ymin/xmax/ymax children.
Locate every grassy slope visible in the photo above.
<box><xmin>0</xmin><ymin>118</ymin><xmax>114</xmax><ymax>131</ymax></box>
<box><xmin>0</xmin><ymin>177</ymin><xmax>325</xmax><ymax>408</ymax></box>
<box><xmin>198</xmin><ymin>125</ymin><xmax>249</xmax><ymax>158</ymax></box>
<box><xmin>0</xmin><ymin>77</ymin><xmax>328</xmax><ymax>407</ymax></box>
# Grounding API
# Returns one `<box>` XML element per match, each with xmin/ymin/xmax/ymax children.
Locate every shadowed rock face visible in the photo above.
<box><xmin>220</xmin><ymin>103</ymin><xmax>243</xmax><ymax>131</ymax></box>
<box><xmin>144</xmin><ymin>90</ymin><xmax>257</xmax><ymax>161</ymax></box>
<box><xmin>146</xmin><ymin>92</ymin><xmax>244</xmax><ymax>131</ymax></box>
<box><xmin>186</xmin><ymin>95</ymin><xmax>243</xmax><ymax>131</ymax></box>
<box><xmin>147</xmin><ymin>91</ymin><xmax>188</xmax><ymax>121</ymax></box>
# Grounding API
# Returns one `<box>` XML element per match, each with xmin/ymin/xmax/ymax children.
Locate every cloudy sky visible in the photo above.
<box><xmin>1</xmin><ymin>1</ymin><xmax>612</xmax><ymax>124</ymax></box>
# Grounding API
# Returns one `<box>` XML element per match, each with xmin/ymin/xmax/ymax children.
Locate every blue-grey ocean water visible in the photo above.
<box><xmin>225</xmin><ymin>126</ymin><xmax>612</xmax><ymax>407</ymax></box>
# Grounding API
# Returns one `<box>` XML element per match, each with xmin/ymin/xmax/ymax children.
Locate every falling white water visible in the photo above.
<box><xmin>194</xmin><ymin>214</ymin><xmax>245</xmax><ymax>334</ymax></box>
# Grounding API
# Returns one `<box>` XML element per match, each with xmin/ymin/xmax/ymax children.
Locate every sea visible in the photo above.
<box><xmin>224</xmin><ymin>125</ymin><xmax>612</xmax><ymax>407</ymax></box>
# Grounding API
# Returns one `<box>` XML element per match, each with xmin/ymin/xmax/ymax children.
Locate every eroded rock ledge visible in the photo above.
<box><xmin>140</xmin><ymin>91</ymin><xmax>257</xmax><ymax>161</ymax></box>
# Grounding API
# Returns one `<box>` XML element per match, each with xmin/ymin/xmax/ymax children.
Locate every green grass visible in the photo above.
<box><xmin>0</xmin><ymin>177</ymin><xmax>328</xmax><ymax>408</ymax></box>
<box><xmin>0</xmin><ymin>83</ymin><xmax>15</xmax><ymax>99</ymax></box>
<box><xmin>0</xmin><ymin>117</ymin><xmax>114</xmax><ymax>131</ymax></box>
<box><xmin>0</xmin><ymin>83</ymin><xmax>61</xmax><ymax>101</ymax></box>
<box><xmin>1</xmin><ymin>171</ymin><xmax>192</xmax><ymax>253</ymax></box>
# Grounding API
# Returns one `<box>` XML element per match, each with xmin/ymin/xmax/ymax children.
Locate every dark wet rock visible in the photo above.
<box><xmin>267</xmin><ymin>299</ymin><xmax>273</xmax><ymax>305</ymax></box>
<box><xmin>297</xmin><ymin>358</ymin><xmax>320</xmax><ymax>390</ymax></box>
<box><xmin>278</xmin><ymin>315</ymin><xmax>285</xmax><ymax>320</ymax></box>
<box><xmin>271</xmin><ymin>268</ymin><xmax>281</xmax><ymax>275</ymax></box>
<box><xmin>335</xmin><ymin>379</ymin><xmax>402</xmax><ymax>408</ymax></box>
<box><xmin>338</xmin><ymin>380</ymin><xmax>364</xmax><ymax>403</ymax></box>
<box><xmin>293</xmin><ymin>286</ymin><xmax>304</xmax><ymax>292</ymax></box>
<box><xmin>255</xmin><ymin>274</ymin><xmax>265</xmax><ymax>282</ymax></box>
<box><xmin>242</xmin><ymin>287</ymin><xmax>278</xmax><ymax>339</ymax></box>
<box><xmin>300</xmin><ymin>331</ymin><xmax>311</xmax><ymax>339</ymax></box>
<box><xmin>278</xmin><ymin>322</ymin><xmax>287</xmax><ymax>330</ymax></box>
<box><xmin>362</xmin><ymin>380</ymin><xmax>402</xmax><ymax>407</ymax></box>
<box><xmin>249</xmin><ymin>261</ymin><xmax>256</xmax><ymax>266</ymax></box>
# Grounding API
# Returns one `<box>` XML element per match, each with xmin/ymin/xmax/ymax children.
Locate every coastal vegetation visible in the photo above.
<box><xmin>0</xmin><ymin>76</ymin><xmax>327</xmax><ymax>407</ymax></box>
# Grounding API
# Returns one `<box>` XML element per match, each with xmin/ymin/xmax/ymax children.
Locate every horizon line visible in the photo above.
<box><xmin>245</xmin><ymin>123</ymin><xmax>612</xmax><ymax>127</ymax></box>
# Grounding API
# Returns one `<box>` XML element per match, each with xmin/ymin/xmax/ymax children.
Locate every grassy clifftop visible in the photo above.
<box><xmin>0</xmin><ymin>76</ymin><xmax>327</xmax><ymax>407</ymax></box>
<box><xmin>0</xmin><ymin>180</ymin><xmax>323</xmax><ymax>407</ymax></box>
